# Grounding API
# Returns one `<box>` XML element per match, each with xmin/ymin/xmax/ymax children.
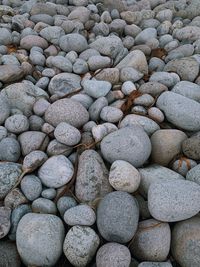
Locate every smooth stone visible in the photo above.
<box><xmin>138</xmin><ymin>82</ymin><xmax>168</xmax><ymax>97</ymax></box>
<box><xmin>89</xmin><ymin>97</ymin><xmax>108</xmax><ymax>121</ymax></box>
<box><xmin>133</xmin><ymin>94</ymin><xmax>155</xmax><ymax>107</ymax></box>
<box><xmin>164</xmin><ymin>57</ymin><xmax>199</xmax><ymax>82</ymax></box>
<box><xmin>130</xmin><ymin>219</ymin><xmax>171</xmax><ymax>262</ymax></box>
<box><xmin>48</xmin><ymin>73</ymin><xmax>81</xmax><ymax>96</ymax></box>
<box><xmin>0</xmin><ymin>95</ymin><xmax>10</xmax><ymax>125</ymax></box>
<box><xmin>18</xmin><ymin>131</ymin><xmax>49</xmax><ymax>156</ymax></box>
<box><xmin>172</xmin><ymin>158</ymin><xmax>197</xmax><ymax>177</ymax></box>
<box><xmin>45</xmin><ymin>98</ymin><xmax>89</xmax><ymax>128</ymax></box>
<box><xmin>46</xmin><ymin>139</ymin><xmax>73</xmax><ymax>157</ymax></box>
<box><xmin>82</xmin><ymin>79</ymin><xmax>112</xmax><ymax>99</ymax></box>
<box><xmin>50</xmin><ymin>56</ymin><xmax>72</xmax><ymax>72</ymax></box>
<box><xmin>121</xmin><ymin>81</ymin><xmax>136</xmax><ymax>95</ymax></box>
<box><xmin>71</xmin><ymin>94</ymin><xmax>93</xmax><ymax>110</ymax></box>
<box><xmin>64</xmin><ymin>204</ymin><xmax>96</xmax><ymax>226</ymax></box>
<box><xmin>41</xmin><ymin>188</ymin><xmax>56</xmax><ymax>200</ymax></box>
<box><xmin>96</xmin><ymin>242</ymin><xmax>131</xmax><ymax>267</ymax></box>
<box><xmin>33</xmin><ymin>98</ymin><xmax>50</xmax><ymax>116</ymax></box>
<box><xmin>139</xmin><ymin>164</ymin><xmax>184</xmax><ymax>198</ymax></box>
<box><xmin>171</xmin><ymin>216</ymin><xmax>200</xmax><ymax>267</ymax></box>
<box><xmin>0</xmin><ymin>137</ymin><xmax>21</xmax><ymax>162</ymax></box>
<box><xmin>174</xmin><ymin>26</ymin><xmax>200</xmax><ymax>41</ymax></box>
<box><xmin>101</xmin><ymin>126</ymin><xmax>151</xmax><ymax>167</ymax></box>
<box><xmin>97</xmin><ymin>191</ymin><xmax>139</xmax><ymax>243</ymax></box>
<box><xmin>95</xmin><ymin>68</ymin><xmax>120</xmax><ymax>84</ymax></box>
<box><xmin>150</xmin><ymin>72</ymin><xmax>180</xmax><ymax>87</ymax></box>
<box><xmin>148</xmin><ymin>179</ymin><xmax>200</xmax><ymax>222</ymax></box>
<box><xmin>0</xmin><ymin>126</ymin><xmax>7</xmax><ymax>141</ymax></box>
<box><xmin>59</xmin><ymin>33</ymin><xmax>88</xmax><ymax>53</ymax></box>
<box><xmin>88</xmin><ymin>55</ymin><xmax>111</xmax><ymax>71</ymax></box>
<box><xmin>186</xmin><ymin>164</ymin><xmax>200</xmax><ymax>185</ymax></box>
<box><xmin>5</xmin><ymin>114</ymin><xmax>29</xmax><ymax>134</ymax></box>
<box><xmin>100</xmin><ymin>106</ymin><xmax>123</xmax><ymax>123</ymax></box>
<box><xmin>22</xmin><ymin>150</ymin><xmax>48</xmax><ymax>172</ymax></box>
<box><xmin>157</xmin><ymin>91</ymin><xmax>200</xmax><ymax>131</ymax></box>
<box><xmin>39</xmin><ymin>26</ymin><xmax>65</xmax><ymax>45</ymax></box>
<box><xmin>182</xmin><ymin>133</ymin><xmax>200</xmax><ymax>160</ymax></box>
<box><xmin>16</xmin><ymin>213</ymin><xmax>65</xmax><ymax>267</ymax></box>
<box><xmin>38</xmin><ymin>155</ymin><xmax>74</xmax><ymax>188</ymax></box>
<box><xmin>135</xmin><ymin>194</ymin><xmax>151</xmax><ymax>220</ymax></box>
<box><xmin>138</xmin><ymin>262</ymin><xmax>172</xmax><ymax>267</ymax></box>
<box><xmin>73</xmin><ymin>58</ymin><xmax>88</xmax><ymax>74</ymax></box>
<box><xmin>0</xmin><ymin>163</ymin><xmax>22</xmax><ymax>200</ymax></box>
<box><xmin>0</xmin><ymin>65</ymin><xmax>24</xmax><ymax>84</ymax></box>
<box><xmin>148</xmin><ymin>107</ymin><xmax>165</xmax><ymax>123</ymax></box>
<box><xmin>0</xmin><ymin>207</ymin><xmax>11</xmax><ymax>239</ymax></box>
<box><xmin>20</xmin><ymin>35</ymin><xmax>48</xmax><ymax>50</ymax></box>
<box><xmin>0</xmin><ymin>28</ymin><xmax>12</xmax><ymax>45</ymax></box>
<box><xmin>172</xmin><ymin>81</ymin><xmax>200</xmax><ymax>102</ymax></box>
<box><xmin>57</xmin><ymin>196</ymin><xmax>77</xmax><ymax>217</ymax></box>
<box><xmin>0</xmin><ymin>241</ymin><xmax>21</xmax><ymax>267</ymax></box>
<box><xmin>109</xmin><ymin>160</ymin><xmax>141</xmax><ymax>193</ymax></box>
<box><xmin>135</xmin><ymin>28</ymin><xmax>157</xmax><ymax>45</ymax></box>
<box><xmin>30</xmin><ymin>3</ymin><xmax>57</xmax><ymax>16</ymax></box>
<box><xmin>68</xmin><ymin>6</ymin><xmax>90</xmax><ymax>23</ymax></box>
<box><xmin>32</xmin><ymin>198</ymin><xmax>57</xmax><ymax>214</ymax></box>
<box><xmin>54</xmin><ymin>122</ymin><xmax>81</xmax><ymax>146</ymax></box>
<box><xmin>120</xmin><ymin>67</ymin><xmax>143</xmax><ymax>82</ymax></box>
<box><xmin>151</xmin><ymin>129</ymin><xmax>187</xmax><ymax>166</ymax></box>
<box><xmin>20</xmin><ymin>175</ymin><xmax>42</xmax><ymax>201</ymax></box>
<box><xmin>75</xmin><ymin>150</ymin><xmax>112</xmax><ymax>202</ymax></box>
<box><xmin>119</xmin><ymin>114</ymin><xmax>160</xmax><ymax>136</ymax></box>
<box><xmin>4</xmin><ymin>188</ymin><xmax>28</xmax><ymax>210</ymax></box>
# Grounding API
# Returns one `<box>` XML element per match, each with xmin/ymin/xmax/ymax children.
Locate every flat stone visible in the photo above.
<box><xmin>0</xmin><ymin>28</ymin><xmax>12</xmax><ymax>45</ymax></box>
<box><xmin>59</xmin><ymin>33</ymin><xmax>88</xmax><ymax>53</ymax></box>
<box><xmin>100</xmin><ymin>106</ymin><xmax>123</xmax><ymax>123</ymax></box>
<box><xmin>0</xmin><ymin>65</ymin><xmax>24</xmax><ymax>83</ymax></box>
<box><xmin>97</xmin><ymin>191</ymin><xmax>139</xmax><ymax>243</ymax></box>
<box><xmin>20</xmin><ymin>35</ymin><xmax>48</xmax><ymax>50</ymax></box>
<box><xmin>156</xmin><ymin>91</ymin><xmax>200</xmax><ymax>131</ymax></box>
<box><xmin>148</xmin><ymin>179</ymin><xmax>200</xmax><ymax>222</ymax></box>
<box><xmin>95</xmin><ymin>68</ymin><xmax>120</xmax><ymax>84</ymax></box>
<box><xmin>150</xmin><ymin>72</ymin><xmax>180</xmax><ymax>87</ymax></box>
<box><xmin>100</xmin><ymin>126</ymin><xmax>151</xmax><ymax>167</ymax></box>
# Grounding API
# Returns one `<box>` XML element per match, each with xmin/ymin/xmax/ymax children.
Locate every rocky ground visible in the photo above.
<box><xmin>0</xmin><ymin>0</ymin><xmax>200</xmax><ymax>266</ymax></box>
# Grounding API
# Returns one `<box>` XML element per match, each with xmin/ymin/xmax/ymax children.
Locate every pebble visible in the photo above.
<box><xmin>172</xmin><ymin>158</ymin><xmax>197</xmax><ymax>177</ymax></box>
<box><xmin>186</xmin><ymin>164</ymin><xmax>200</xmax><ymax>185</ymax></box>
<box><xmin>150</xmin><ymin>72</ymin><xmax>180</xmax><ymax>88</ymax></box>
<box><xmin>4</xmin><ymin>188</ymin><xmax>28</xmax><ymax>210</ymax></box>
<box><xmin>82</xmin><ymin>79</ymin><xmax>112</xmax><ymax>98</ymax></box>
<box><xmin>89</xmin><ymin>97</ymin><xmax>108</xmax><ymax>121</ymax></box>
<box><xmin>121</xmin><ymin>81</ymin><xmax>136</xmax><ymax>95</ymax></box>
<box><xmin>54</xmin><ymin>122</ymin><xmax>81</xmax><ymax>146</ymax></box>
<box><xmin>57</xmin><ymin>196</ymin><xmax>77</xmax><ymax>217</ymax></box>
<box><xmin>5</xmin><ymin>114</ymin><xmax>29</xmax><ymax>134</ymax></box>
<box><xmin>172</xmin><ymin>81</ymin><xmax>200</xmax><ymax>102</ymax></box>
<box><xmin>130</xmin><ymin>219</ymin><xmax>171</xmax><ymax>261</ymax></box>
<box><xmin>38</xmin><ymin>155</ymin><xmax>74</xmax><ymax>188</ymax></box>
<box><xmin>138</xmin><ymin>263</ymin><xmax>172</xmax><ymax>267</ymax></box>
<box><xmin>16</xmin><ymin>213</ymin><xmax>65</xmax><ymax>267</ymax></box>
<box><xmin>0</xmin><ymin>126</ymin><xmax>7</xmax><ymax>141</ymax></box>
<box><xmin>59</xmin><ymin>33</ymin><xmax>88</xmax><ymax>53</ymax></box>
<box><xmin>0</xmin><ymin>206</ymin><xmax>11</xmax><ymax>239</ymax></box>
<box><xmin>109</xmin><ymin>160</ymin><xmax>141</xmax><ymax>193</ymax></box>
<box><xmin>20</xmin><ymin>175</ymin><xmax>42</xmax><ymax>201</ymax></box>
<box><xmin>95</xmin><ymin>68</ymin><xmax>120</xmax><ymax>84</ymax></box>
<box><xmin>22</xmin><ymin>150</ymin><xmax>48</xmax><ymax>172</ymax></box>
<box><xmin>100</xmin><ymin>106</ymin><xmax>123</xmax><ymax>123</ymax></box>
<box><xmin>148</xmin><ymin>179</ymin><xmax>200</xmax><ymax>222</ymax></box>
<box><xmin>41</xmin><ymin>188</ymin><xmax>56</xmax><ymax>200</ymax></box>
<box><xmin>39</xmin><ymin>26</ymin><xmax>65</xmax><ymax>45</ymax></box>
<box><xmin>138</xmin><ymin>82</ymin><xmax>168</xmax><ymax>97</ymax></box>
<box><xmin>0</xmin><ymin>137</ymin><xmax>21</xmax><ymax>162</ymax></box>
<box><xmin>182</xmin><ymin>133</ymin><xmax>200</xmax><ymax>160</ymax></box>
<box><xmin>20</xmin><ymin>35</ymin><xmax>48</xmax><ymax>50</ymax></box>
<box><xmin>0</xmin><ymin>241</ymin><xmax>21</xmax><ymax>267</ymax></box>
<box><xmin>88</xmin><ymin>55</ymin><xmax>111</xmax><ymax>71</ymax></box>
<box><xmin>96</xmin><ymin>242</ymin><xmax>131</xmax><ymax>267</ymax></box>
<box><xmin>97</xmin><ymin>191</ymin><xmax>139</xmax><ymax>243</ymax></box>
<box><xmin>32</xmin><ymin>198</ymin><xmax>57</xmax><ymax>214</ymax></box>
<box><xmin>63</xmin><ymin>226</ymin><xmax>100</xmax><ymax>267</ymax></box>
<box><xmin>0</xmin><ymin>65</ymin><xmax>24</xmax><ymax>84</ymax></box>
<box><xmin>148</xmin><ymin>107</ymin><xmax>165</xmax><ymax>123</ymax></box>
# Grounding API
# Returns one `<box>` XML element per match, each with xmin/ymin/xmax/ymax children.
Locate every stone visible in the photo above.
<box><xmin>186</xmin><ymin>164</ymin><xmax>200</xmax><ymax>185</ymax></box>
<box><xmin>150</xmin><ymin>129</ymin><xmax>187</xmax><ymax>166</ymax></box>
<box><xmin>101</xmin><ymin>126</ymin><xmax>151</xmax><ymax>167</ymax></box>
<box><xmin>0</xmin><ymin>95</ymin><xmax>10</xmax><ymax>125</ymax></box>
<box><xmin>97</xmin><ymin>191</ymin><xmax>139</xmax><ymax>243</ymax></box>
<box><xmin>182</xmin><ymin>133</ymin><xmax>200</xmax><ymax>160</ymax></box>
<box><xmin>0</xmin><ymin>163</ymin><xmax>22</xmax><ymax>200</ymax></box>
<box><xmin>46</xmin><ymin>139</ymin><xmax>73</xmax><ymax>157</ymax></box>
<box><xmin>149</xmin><ymin>72</ymin><xmax>180</xmax><ymax>88</ymax></box>
<box><xmin>139</xmin><ymin>164</ymin><xmax>184</xmax><ymax>198</ymax></box>
<box><xmin>0</xmin><ymin>65</ymin><xmax>24</xmax><ymax>84</ymax></box>
<box><xmin>109</xmin><ymin>160</ymin><xmax>141</xmax><ymax>193</ymax></box>
<box><xmin>48</xmin><ymin>73</ymin><xmax>81</xmax><ymax>96</ymax></box>
<box><xmin>100</xmin><ymin>106</ymin><xmax>123</xmax><ymax>123</ymax></box>
<box><xmin>71</xmin><ymin>94</ymin><xmax>93</xmax><ymax>109</ymax></box>
<box><xmin>171</xmin><ymin>216</ymin><xmax>200</xmax><ymax>267</ymax></box>
<box><xmin>172</xmin><ymin>158</ymin><xmax>197</xmax><ymax>177</ymax></box>
<box><xmin>75</xmin><ymin>150</ymin><xmax>112</xmax><ymax>202</ymax></box>
<box><xmin>59</xmin><ymin>33</ymin><xmax>88</xmax><ymax>53</ymax></box>
<box><xmin>0</xmin><ymin>241</ymin><xmax>21</xmax><ymax>267</ymax></box>
<box><xmin>88</xmin><ymin>55</ymin><xmax>111</xmax><ymax>71</ymax></box>
<box><xmin>133</xmin><ymin>94</ymin><xmax>154</xmax><ymax>107</ymax></box>
<box><xmin>57</xmin><ymin>196</ymin><xmax>77</xmax><ymax>217</ymax></box>
<box><xmin>16</xmin><ymin>213</ymin><xmax>65</xmax><ymax>267</ymax></box>
<box><xmin>50</xmin><ymin>56</ymin><xmax>72</xmax><ymax>72</ymax></box>
<box><xmin>0</xmin><ymin>207</ymin><xmax>11</xmax><ymax>239</ymax></box>
<box><xmin>148</xmin><ymin>107</ymin><xmax>165</xmax><ymax>123</ymax></box>
<box><xmin>119</xmin><ymin>114</ymin><xmax>160</xmax><ymax>136</ymax></box>
<box><xmin>148</xmin><ymin>179</ymin><xmax>200</xmax><ymax>222</ymax></box>
<box><xmin>135</xmin><ymin>28</ymin><xmax>157</xmax><ymax>45</ymax></box>
<box><xmin>82</xmin><ymin>79</ymin><xmax>112</xmax><ymax>99</ymax></box>
<box><xmin>32</xmin><ymin>198</ymin><xmax>57</xmax><ymax>214</ymax></box>
<box><xmin>120</xmin><ymin>67</ymin><xmax>143</xmax><ymax>82</ymax></box>
<box><xmin>39</xmin><ymin>26</ymin><xmax>65</xmax><ymax>45</ymax></box>
<box><xmin>73</xmin><ymin>58</ymin><xmax>88</xmax><ymax>74</ymax></box>
<box><xmin>130</xmin><ymin>219</ymin><xmax>171</xmax><ymax>261</ymax></box>
<box><xmin>5</xmin><ymin>114</ymin><xmax>29</xmax><ymax>134</ymax></box>
<box><xmin>22</xmin><ymin>150</ymin><xmax>48</xmax><ymax>172</ymax></box>
<box><xmin>174</xmin><ymin>26</ymin><xmax>200</xmax><ymax>41</ymax></box>
<box><xmin>64</xmin><ymin>204</ymin><xmax>96</xmax><ymax>226</ymax></box>
<box><xmin>172</xmin><ymin>81</ymin><xmax>200</xmax><ymax>102</ymax></box>
<box><xmin>0</xmin><ymin>126</ymin><xmax>7</xmax><ymax>141</ymax></box>
<box><xmin>4</xmin><ymin>188</ymin><xmax>28</xmax><ymax>209</ymax></box>
<box><xmin>20</xmin><ymin>35</ymin><xmax>48</xmax><ymax>50</ymax></box>
<box><xmin>0</xmin><ymin>137</ymin><xmax>21</xmax><ymax>163</ymax></box>
<box><xmin>44</xmin><ymin>98</ymin><xmax>89</xmax><ymax>128</ymax></box>
<box><xmin>38</xmin><ymin>155</ymin><xmax>74</xmax><ymax>188</ymax></box>
<box><xmin>30</xmin><ymin>3</ymin><xmax>57</xmax><ymax>16</ymax></box>
<box><xmin>138</xmin><ymin>262</ymin><xmax>172</xmax><ymax>267</ymax></box>
<box><xmin>0</xmin><ymin>28</ymin><xmax>12</xmax><ymax>45</ymax></box>
<box><xmin>68</xmin><ymin>6</ymin><xmax>90</xmax><ymax>23</ymax></box>
<box><xmin>138</xmin><ymin>82</ymin><xmax>168</xmax><ymax>97</ymax></box>
<box><xmin>156</xmin><ymin>91</ymin><xmax>200</xmax><ymax>131</ymax></box>
<box><xmin>164</xmin><ymin>57</ymin><xmax>199</xmax><ymax>82</ymax></box>
<box><xmin>89</xmin><ymin>97</ymin><xmax>108</xmax><ymax>121</ymax></box>
<box><xmin>95</xmin><ymin>68</ymin><xmax>120</xmax><ymax>84</ymax></box>
<box><xmin>20</xmin><ymin>175</ymin><xmax>42</xmax><ymax>201</ymax></box>
<box><xmin>96</xmin><ymin>242</ymin><xmax>131</xmax><ymax>267</ymax></box>
<box><xmin>54</xmin><ymin>122</ymin><xmax>81</xmax><ymax>146</ymax></box>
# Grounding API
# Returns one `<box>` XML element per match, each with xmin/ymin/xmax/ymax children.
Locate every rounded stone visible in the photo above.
<box><xmin>20</xmin><ymin>175</ymin><xmax>42</xmax><ymax>201</ymax></box>
<box><xmin>0</xmin><ymin>138</ymin><xmax>21</xmax><ymax>163</ymax></box>
<box><xmin>44</xmin><ymin>98</ymin><xmax>89</xmax><ymax>128</ymax></box>
<box><xmin>64</xmin><ymin>204</ymin><xmax>96</xmax><ymax>226</ymax></box>
<box><xmin>100</xmin><ymin>106</ymin><xmax>123</xmax><ymax>123</ymax></box>
<box><xmin>32</xmin><ymin>198</ymin><xmax>57</xmax><ymax>214</ymax></box>
<box><xmin>5</xmin><ymin>114</ymin><xmax>29</xmax><ymax>134</ymax></box>
<box><xmin>57</xmin><ymin>196</ymin><xmax>77</xmax><ymax>217</ymax></box>
<box><xmin>109</xmin><ymin>160</ymin><xmax>141</xmax><ymax>193</ymax></box>
<box><xmin>59</xmin><ymin>33</ymin><xmax>88</xmax><ymax>53</ymax></box>
<box><xmin>148</xmin><ymin>179</ymin><xmax>200</xmax><ymax>222</ymax></box>
<box><xmin>20</xmin><ymin>35</ymin><xmax>48</xmax><ymax>50</ymax></box>
<box><xmin>82</xmin><ymin>79</ymin><xmax>112</xmax><ymax>99</ymax></box>
<box><xmin>173</xmin><ymin>158</ymin><xmax>197</xmax><ymax>177</ymax></box>
<box><xmin>38</xmin><ymin>155</ymin><xmax>74</xmax><ymax>188</ymax></box>
<box><xmin>63</xmin><ymin>226</ymin><xmax>100</xmax><ymax>267</ymax></box>
<box><xmin>16</xmin><ymin>213</ymin><xmax>65</xmax><ymax>267</ymax></box>
<box><xmin>0</xmin><ymin>206</ymin><xmax>11</xmax><ymax>239</ymax></box>
<box><xmin>138</xmin><ymin>262</ymin><xmax>172</xmax><ymax>267</ymax></box>
<box><xmin>54</xmin><ymin>122</ymin><xmax>81</xmax><ymax>146</ymax></box>
<box><xmin>182</xmin><ymin>133</ymin><xmax>200</xmax><ymax>160</ymax></box>
<box><xmin>97</xmin><ymin>191</ymin><xmax>139</xmax><ymax>243</ymax></box>
<box><xmin>130</xmin><ymin>219</ymin><xmax>171</xmax><ymax>262</ymax></box>
<box><xmin>41</xmin><ymin>188</ymin><xmax>56</xmax><ymax>200</ymax></box>
<box><xmin>96</xmin><ymin>242</ymin><xmax>131</xmax><ymax>267</ymax></box>
<box><xmin>0</xmin><ymin>241</ymin><xmax>21</xmax><ymax>267</ymax></box>
<box><xmin>148</xmin><ymin>107</ymin><xmax>165</xmax><ymax>123</ymax></box>
<box><xmin>22</xmin><ymin>150</ymin><xmax>48</xmax><ymax>172</ymax></box>
<box><xmin>100</xmin><ymin>126</ymin><xmax>151</xmax><ymax>168</ymax></box>
<box><xmin>186</xmin><ymin>164</ymin><xmax>200</xmax><ymax>185</ymax></box>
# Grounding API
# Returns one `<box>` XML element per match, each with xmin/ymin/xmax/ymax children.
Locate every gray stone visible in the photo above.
<box><xmin>172</xmin><ymin>158</ymin><xmax>197</xmax><ymax>177</ymax></box>
<box><xmin>100</xmin><ymin>106</ymin><xmax>123</xmax><ymax>123</ymax></box>
<box><xmin>73</xmin><ymin>58</ymin><xmax>88</xmax><ymax>74</ymax></box>
<box><xmin>38</xmin><ymin>155</ymin><xmax>74</xmax><ymax>188</ymax></box>
<box><xmin>0</xmin><ymin>138</ymin><xmax>21</xmax><ymax>163</ymax></box>
<box><xmin>133</xmin><ymin>94</ymin><xmax>155</xmax><ymax>107</ymax></box>
<box><xmin>4</xmin><ymin>188</ymin><xmax>28</xmax><ymax>210</ymax></box>
<box><xmin>59</xmin><ymin>34</ymin><xmax>88</xmax><ymax>53</ymax></box>
<box><xmin>57</xmin><ymin>196</ymin><xmax>77</xmax><ymax>217</ymax></box>
<box><xmin>50</xmin><ymin>56</ymin><xmax>72</xmax><ymax>72</ymax></box>
<box><xmin>75</xmin><ymin>150</ymin><xmax>112</xmax><ymax>202</ymax></box>
<box><xmin>16</xmin><ymin>213</ymin><xmax>65</xmax><ymax>267</ymax></box>
<box><xmin>71</xmin><ymin>94</ymin><xmax>93</xmax><ymax>110</ymax></box>
<box><xmin>135</xmin><ymin>28</ymin><xmax>157</xmax><ymax>45</ymax></box>
<box><xmin>5</xmin><ymin>114</ymin><xmax>29</xmax><ymax>134</ymax></box>
<box><xmin>0</xmin><ymin>126</ymin><xmax>7</xmax><ymax>141</ymax></box>
<box><xmin>20</xmin><ymin>175</ymin><xmax>42</xmax><ymax>201</ymax></box>
<box><xmin>139</xmin><ymin>164</ymin><xmax>184</xmax><ymax>198</ymax></box>
<box><xmin>171</xmin><ymin>216</ymin><xmax>200</xmax><ymax>267</ymax></box>
<box><xmin>88</xmin><ymin>55</ymin><xmax>111</xmax><ymax>71</ymax></box>
<box><xmin>148</xmin><ymin>179</ymin><xmax>200</xmax><ymax>222</ymax></box>
<box><xmin>46</xmin><ymin>139</ymin><xmax>73</xmax><ymax>157</ymax></box>
<box><xmin>96</xmin><ymin>242</ymin><xmax>131</xmax><ymax>267</ymax></box>
<box><xmin>174</xmin><ymin>26</ymin><xmax>200</xmax><ymax>41</ymax></box>
<box><xmin>97</xmin><ymin>191</ymin><xmax>139</xmax><ymax>243</ymax></box>
<box><xmin>100</xmin><ymin>126</ymin><xmax>151</xmax><ymax>167</ymax></box>
<box><xmin>32</xmin><ymin>198</ymin><xmax>57</xmax><ymax>214</ymax></box>
<box><xmin>0</xmin><ymin>241</ymin><xmax>21</xmax><ymax>267</ymax></box>
<box><xmin>63</xmin><ymin>226</ymin><xmax>100</xmax><ymax>267</ymax></box>
<box><xmin>29</xmin><ymin>115</ymin><xmax>44</xmax><ymax>131</ymax></box>
<box><xmin>48</xmin><ymin>73</ymin><xmax>81</xmax><ymax>96</ymax></box>
<box><xmin>130</xmin><ymin>219</ymin><xmax>171</xmax><ymax>262</ymax></box>
<box><xmin>95</xmin><ymin>68</ymin><xmax>120</xmax><ymax>85</ymax></box>
<box><xmin>0</xmin><ymin>163</ymin><xmax>22</xmax><ymax>200</ymax></box>
<box><xmin>45</xmin><ymin>98</ymin><xmax>89</xmax><ymax>128</ymax></box>
<box><xmin>64</xmin><ymin>204</ymin><xmax>96</xmax><ymax>226</ymax></box>
<box><xmin>20</xmin><ymin>35</ymin><xmax>48</xmax><ymax>50</ymax></box>
<box><xmin>138</xmin><ymin>262</ymin><xmax>172</xmax><ymax>267</ymax></box>
<box><xmin>119</xmin><ymin>114</ymin><xmax>160</xmax><ymax>136</ymax></box>
<box><xmin>172</xmin><ymin>81</ymin><xmax>200</xmax><ymax>102</ymax></box>
<box><xmin>120</xmin><ymin>67</ymin><xmax>143</xmax><ymax>82</ymax></box>
<box><xmin>0</xmin><ymin>65</ymin><xmax>24</xmax><ymax>84</ymax></box>
<box><xmin>82</xmin><ymin>79</ymin><xmax>112</xmax><ymax>99</ymax></box>
<box><xmin>0</xmin><ymin>95</ymin><xmax>10</xmax><ymax>125</ymax></box>
<box><xmin>89</xmin><ymin>97</ymin><xmax>108</xmax><ymax>121</ymax></box>
<box><xmin>68</xmin><ymin>6</ymin><xmax>90</xmax><ymax>23</ymax></box>
<box><xmin>22</xmin><ymin>150</ymin><xmax>48</xmax><ymax>172</ymax></box>
<box><xmin>33</xmin><ymin>98</ymin><xmax>50</xmax><ymax>116</ymax></box>
<box><xmin>40</xmin><ymin>26</ymin><xmax>65</xmax><ymax>45</ymax></box>
<box><xmin>182</xmin><ymin>133</ymin><xmax>200</xmax><ymax>160</ymax></box>
<box><xmin>54</xmin><ymin>122</ymin><xmax>81</xmax><ymax>146</ymax></box>
<box><xmin>150</xmin><ymin>72</ymin><xmax>180</xmax><ymax>87</ymax></box>
<box><xmin>41</xmin><ymin>188</ymin><xmax>56</xmax><ymax>200</ymax></box>
<box><xmin>186</xmin><ymin>164</ymin><xmax>200</xmax><ymax>185</ymax></box>
<box><xmin>156</xmin><ymin>91</ymin><xmax>200</xmax><ymax>131</ymax></box>
<box><xmin>138</xmin><ymin>82</ymin><xmax>168</xmax><ymax>97</ymax></box>
<box><xmin>0</xmin><ymin>28</ymin><xmax>12</xmax><ymax>45</ymax></box>
<box><xmin>0</xmin><ymin>207</ymin><xmax>11</xmax><ymax>239</ymax></box>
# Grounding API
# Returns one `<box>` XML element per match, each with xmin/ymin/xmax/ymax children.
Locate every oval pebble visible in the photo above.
<box><xmin>54</xmin><ymin>122</ymin><xmax>81</xmax><ymax>146</ymax></box>
<box><xmin>5</xmin><ymin>114</ymin><xmax>29</xmax><ymax>134</ymax></box>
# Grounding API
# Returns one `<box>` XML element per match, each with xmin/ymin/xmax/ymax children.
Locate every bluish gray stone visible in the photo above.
<box><xmin>20</xmin><ymin>175</ymin><xmax>42</xmax><ymax>201</ymax></box>
<box><xmin>186</xmin><ymin>164</ymin><xmax>200</xmax><ymax>185</ymax></box>
<box><xmin>57</xmin><ymin>196</ymin><xmax>77</xmax><ymax>217</ymax></box>
<box><xmin>39</xmin><ymin>26</ymin><xmax>65</xmax><ymax>45</ymax></box>
<box><xmin>59</xmin><ymin>33</ymin><xmax>88</xmax><ymax>53</ymax></box>
<box><xmin>5</xmin><ymin>114</ymin><xmax>29</xmax><ymax>134</ymax></box>
<box><xmin>171</xmin><ymin>81</ymin><xmax>200</xmax><ymax>102</ymax></box>
<box><xmin>32</xmin><ymin>198</ymin><xmax>57</xmax><ymax>214</ymax></box>
<box><xmin>54</xmin><ymin>122</ymin><xmax>81</xmax><ymax>146</ymax></box>
<box><xmin>0</xmin><ymin>138</ymin><xmax>21</xmax><ymax>163</ymax></box>
<box><xmin>82</xmin><ymin>79</ymin><xmax>112</xmax><ymax>99</ymax></box>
